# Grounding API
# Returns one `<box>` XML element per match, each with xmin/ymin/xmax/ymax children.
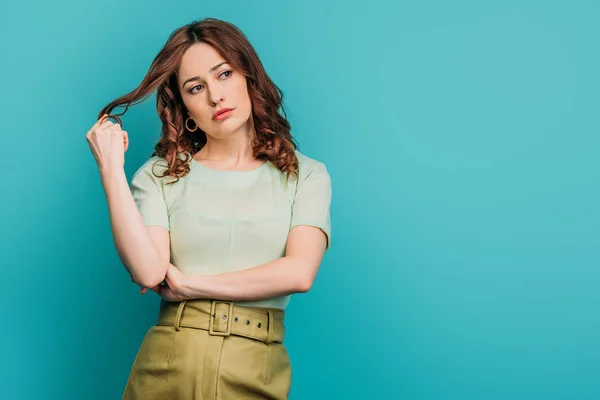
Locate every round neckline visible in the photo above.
<box><xmin>190</xmin><ymin>157</ymin><xmax>270</xmax><ymax>173</ymax></box>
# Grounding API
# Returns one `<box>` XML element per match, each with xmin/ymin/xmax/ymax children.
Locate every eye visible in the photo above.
<box><xmin>188</xmin><ymin>71</ymin><xmax>231</xmax><ymax>94</ymax></box>
<box><xmin>189</xmin><ymin>84</ymin><xmax>204</xmax><ymax>94</ymax></box>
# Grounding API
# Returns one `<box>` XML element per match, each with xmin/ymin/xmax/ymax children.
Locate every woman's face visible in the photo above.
<box><xmin>177</xmin><ymin>42</ymin><xmax>252</xmax><ymax>139</ymax></box>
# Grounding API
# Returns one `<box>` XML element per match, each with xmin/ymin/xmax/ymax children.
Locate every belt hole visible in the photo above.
<box><xmin>245</xmin><ymin>320</ymin><xmax>250</xmax><ymax>326</ymax></box>
<box><xmin>234</xmin><ymin>317</ymin><xmax>238</xmax><ymax>322</ymax></box>
<box><xmin>221</xmin><ymin>314</ymin><xmax>227</xmax><ymax>321</ymax></box>
<box><xmin>257</xmin><ymin>322</ymin><xmax>262</xmax><ymax>328</ymax></box>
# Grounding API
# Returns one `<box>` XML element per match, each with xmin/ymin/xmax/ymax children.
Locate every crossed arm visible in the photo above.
<box><xmin>139</xmin><ymin>225</ymin><xmax>328</xmax><ymax>301</ymax></box>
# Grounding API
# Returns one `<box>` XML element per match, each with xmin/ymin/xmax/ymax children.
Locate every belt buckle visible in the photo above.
<box><xmin>209</xmin><ymin>300</ymin><xmax>233</xmax><ymax>336</ymax></box>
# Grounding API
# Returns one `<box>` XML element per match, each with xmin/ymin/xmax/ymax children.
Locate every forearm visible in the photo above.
<box><xmin>101</xmin><ymin>168</ymin><xmax>167</xmax><ymax>288</ymax></box>
<box><xmin>181</xmin><ymin>256</ymin><xmax>308</xmax><ymax>301</ymax></box>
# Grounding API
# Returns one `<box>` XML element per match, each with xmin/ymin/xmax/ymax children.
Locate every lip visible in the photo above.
<box><xmin>213</xmin><ymin>108</ymin><xmax>234</xmax><ymax>120</ymax></box>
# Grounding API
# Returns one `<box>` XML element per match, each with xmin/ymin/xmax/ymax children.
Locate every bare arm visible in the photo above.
<box><xmin>101</xmin><ymin>168</ymin><xmax>169</xmax><ymax>288</ymax></box>
<box><xmin>179</xmin><ymin>225</ymin><xmax>327</xmax><ymax>301</ymax></box>
<box><xmin>86</xmin><ymin>115</ymin><xmax>169</xmax><ymax>288</ymax></box>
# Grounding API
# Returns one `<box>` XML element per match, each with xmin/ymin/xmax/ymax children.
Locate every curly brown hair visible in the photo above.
<box><xmin>98</xmin><ymin>17</ymin><xmax>299</xmax><ymax>184</ymax></box>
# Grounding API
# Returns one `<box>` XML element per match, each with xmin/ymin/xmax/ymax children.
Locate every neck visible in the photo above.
<box><xmin>197</xmin><ymin>118</ymin><xmax>257</xmax><ymax>165</ymax></box>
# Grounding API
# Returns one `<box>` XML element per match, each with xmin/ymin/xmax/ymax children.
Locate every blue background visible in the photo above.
<box><xmin>1</xmin><ymin>0</ymin><xmax>598</xmax><ymax>398</ymax></box>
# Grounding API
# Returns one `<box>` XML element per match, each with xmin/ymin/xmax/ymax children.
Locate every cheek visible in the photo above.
<box><xmin>238</xmin><ymin>88</ymin><xmax>252</xmax><ymax>114</ymax></box>
<box><xmin>183</xmin><ymin>99</ymin><xmax>203</xmax><ymax>118</ymax></box>
<box><xmin>186</xmin><ymin>99</ymin><xmax>211</xmax><ymax>118</ymax></box>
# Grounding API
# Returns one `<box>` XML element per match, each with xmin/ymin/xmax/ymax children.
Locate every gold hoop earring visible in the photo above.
<box><xmin>185</xmin><ymin>116</ymin><xmax>198</xmax><ymax>132</ymax></box>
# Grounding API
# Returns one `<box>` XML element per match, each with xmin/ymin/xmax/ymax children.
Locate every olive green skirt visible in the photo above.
<box><xmin>122</xmin><ymin>299</ymin><xmax>291</xmax><ymax>399</ymax></box>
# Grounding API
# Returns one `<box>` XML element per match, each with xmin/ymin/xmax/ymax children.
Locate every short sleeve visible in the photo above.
<box><xmin>290</xmin><ymin>161</ymin><xmax>332</xmax><ymax>250</ymax></box>
<box><xmin>129</xmin><ymin>158</ymin><xmax>170</xmax><ymax>230</ymax></box>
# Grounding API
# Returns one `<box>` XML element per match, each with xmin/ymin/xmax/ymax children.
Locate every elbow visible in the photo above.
<box><xmin>297</xmin><ymin>276</ymin><xmax>314</xmax><ymax>293</ymax></box>
<box><xmin>134</xmin><ymin>275</ymin><xmax>157</xmax><ymax>289</ymax></box>
<box><xmin>141</xmin><ymin>275</ymin><xmax>164</xmax><ymax>289</ymax></box>
<box><xmin>136</xmin><ymin>263</ymin><xmax>168</xmax><ymax>288</ymax></box>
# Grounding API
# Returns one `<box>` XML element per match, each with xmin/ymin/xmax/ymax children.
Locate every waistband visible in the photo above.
<box><xmin>156</xmin><ymin>299</ymin><xmax>286</xmax><ymax>344</ymax></box>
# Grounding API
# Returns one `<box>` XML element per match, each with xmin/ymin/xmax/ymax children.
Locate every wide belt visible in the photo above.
<box><xmin>156</xmin><ymin>299</ymin><xmax>286</xmax><ymax>344</ymax></box>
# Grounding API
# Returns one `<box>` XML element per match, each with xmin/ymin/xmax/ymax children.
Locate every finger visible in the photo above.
<box><xmin>99</xmin><ymin>113</ymin><xmax>111</xmax><ymax>124</ymax></box>
<box><xmin>86</xmin><ymin>113</ymin><xmax>109</xmax><ymax>136</ymax></box>
<box><xmin>149</xmin><ymin>284</ymin><xmax>161</xmax><ymax>294</ymax></box>
<box><xmin>97</xmin><ymin>113</ymin><xmax>109</xmax><ymax>125</ymax></box>
<box><xmin>107</xmin><ymin>123</ymin><xmax>126</xmax><ymax>136</ymax></box>
<box><xmin>98</xmin><ymin>120</ymin><xmax>115</xmax><ymax>131</ymax></box>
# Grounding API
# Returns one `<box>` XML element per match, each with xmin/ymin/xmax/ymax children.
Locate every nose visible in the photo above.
<box><xmin>208</xmin><ymin>87</ymin><xmax>224</xmax><ymax>106</ymax></box>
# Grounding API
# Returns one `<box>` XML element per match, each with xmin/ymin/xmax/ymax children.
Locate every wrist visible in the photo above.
<box><xmin>181</xmin><ymin>275</ymin><xmax>206</xmax><ymax>300</ymax></box>
<box><xmin>99</xmin><ymin>167</ymin><xmax>126</xmax><ymax>187</ymax></box>
<box><xmin>99</xmin><ymin>165</ymin><xmax>125</xmax><ymax>180</ymax></box>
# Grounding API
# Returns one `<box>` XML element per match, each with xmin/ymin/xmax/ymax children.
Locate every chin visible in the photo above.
<box><xmin>225</xmin><ymin>117</ymin><xmax>250</xmax><ymax>131</ymax></box>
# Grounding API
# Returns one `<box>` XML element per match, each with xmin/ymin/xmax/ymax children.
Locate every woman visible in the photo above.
<box><xmin>85</xmin><ymin>17</ymin><xmax>331</xmax><ymax>399</ymax></box>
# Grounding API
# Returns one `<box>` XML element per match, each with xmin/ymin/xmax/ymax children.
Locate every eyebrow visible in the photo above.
<box><xmin>181</xmin><ymin>62</ymin><xmax>229</xmax><ymax>89</ymax></box>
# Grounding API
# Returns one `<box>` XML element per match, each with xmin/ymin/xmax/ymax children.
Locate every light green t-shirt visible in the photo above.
<box><xmin>129</xmin><ymin>149</ymin><xmax>332</xmax><ymax>310</ymax></box>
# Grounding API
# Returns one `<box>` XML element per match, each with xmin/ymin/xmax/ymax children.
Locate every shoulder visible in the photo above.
<box><xmin>133</xmin><ymin>155</ymin><xmax>170</xmax><ymax>175</ymax></box>
<box><xmin>131</xmin><ymin>156</ymin><xmax>173</xmax><ymax>187</ymax></box>
<box><xmin>294</xmin><ymin>150</ymin><xmax>329</xmax><ymax>178</ymax></box>
<box><xmin>290</xmin><ymin>150</ymin><xmax>331</xmax><ymax>195</ymax></box>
